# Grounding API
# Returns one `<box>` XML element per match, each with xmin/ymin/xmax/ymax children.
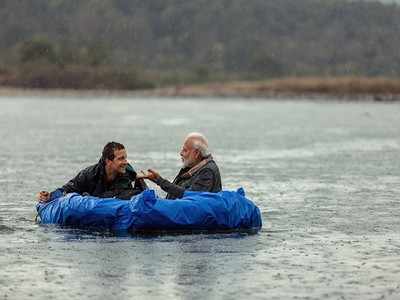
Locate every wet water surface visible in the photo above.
<box><xmin>0</xmin><ymin>96</ymin><xmax>399</xmax><ymax>299</ymax></box>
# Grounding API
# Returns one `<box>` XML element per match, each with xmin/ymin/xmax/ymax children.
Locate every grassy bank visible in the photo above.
<box><xmin>0</xmin><ymin>64</ymin><xmax>156</xmax><ymax>90</ymax></box>
<box><xmin>143</xmin><ymin>77</ymin><xmax>400</xmax><ymax>100</ymax></box>
<box><xmin>1</xmin><ymin>68</ymin><xmax>400</xmax><ymax>100</ymax></box>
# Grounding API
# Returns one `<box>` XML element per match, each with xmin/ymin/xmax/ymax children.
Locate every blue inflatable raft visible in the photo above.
<box><xmin>36</xmin><ymin>188</ymin><xmax>262</xmax><ymax>234</ymax></box>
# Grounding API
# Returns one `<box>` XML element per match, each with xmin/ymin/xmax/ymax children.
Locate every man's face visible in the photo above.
<box><xmin>107</xmin><ymin>149</ymin><xmax>128</xmax><ymax>174</ymax></box>
<box><xmin>180</xmin><ymin>139</ymin><xmax>200</xmax><ymax>168</ymax></box>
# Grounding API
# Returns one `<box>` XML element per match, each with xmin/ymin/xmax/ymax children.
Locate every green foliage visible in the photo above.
<box><xmin>19</xmin><ymin>36</ymin><xmax>57</xmax><ymax>64</ymax></box>
<box><xmin>85</xmin><ymin>43</ymin><xmax>110</xmax><ymax>66</ymax></box>
<box><xmin>18</xmin><ymin>37</ymin><xmax>111</xmax><ymax>67</ymax></box>
<box><xmin>55</xmin><ymin>43</ymin><xmax>78</xmax><ymax>66</ymax></box>
<box><xmin>14</xmin><ymin>64</ymin><xmax>155</xmax><ymax>90</ymax></box>
<box><xmin>193</xmin><ymin>66</ymin><xmax>210</xmax><ymax>83</ymax></box>
<box><xmin>1</xmin><ymin>0</ymin><xmax>400</xmax><ymax>80</ymax></box>
<box><xmin>249</xmin><ymin>53</ymin><xmax>285</xmax><ymax>78</ymax></box>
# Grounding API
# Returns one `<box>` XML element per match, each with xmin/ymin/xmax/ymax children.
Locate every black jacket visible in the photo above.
<box><xmin>155</xmin><ymin>159</ymin><xmax>222</xmax><ymax>199</ymax></box>
<box><xmin>60</xmin><ymin>159</ymin><xmax>146</xmax><ymax>200</ymax></box>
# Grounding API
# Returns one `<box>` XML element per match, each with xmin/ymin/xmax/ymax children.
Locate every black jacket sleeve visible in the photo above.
<box><xmin>61</xmin><ymin>168</ymin><xmax>90</xmax><ymax>195</ymax></box>
<box><xmin>155</xmin><ymin>169</ymin><xmax>215</xmax><ymax>199</ymax></box>
<box><xmin>155</xmin><ymin>177</ymin><xmax>186</xmax><ymax>199</ymax></box>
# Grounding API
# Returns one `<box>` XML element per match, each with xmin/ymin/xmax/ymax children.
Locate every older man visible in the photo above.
<box><xmin>140</xmin><ymin>132</ymin><xmax>222</xmax><ymax>199</ymax></box>
<box><xmin>37</xmin><ymin>141</ymin><xmax>147</xmax><ymax>202</ymax></box>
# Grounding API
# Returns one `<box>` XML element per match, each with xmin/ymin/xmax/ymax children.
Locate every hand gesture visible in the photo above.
<box><xmin>137</xmin><ymin>169</ymin><xmax>160</xmax><ymax>182</ymax></box>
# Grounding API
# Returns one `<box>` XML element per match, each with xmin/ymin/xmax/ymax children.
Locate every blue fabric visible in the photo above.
<box><xmin>36</xmin><ymin>188</ymin><xmax>262</xmax><ymax>233</ymax></box>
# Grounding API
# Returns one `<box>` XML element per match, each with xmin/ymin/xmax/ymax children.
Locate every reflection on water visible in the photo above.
<box><xmin>1</xmin><ymin>96</ymin><xmax>400</xmax><ymax>299</ymax></box>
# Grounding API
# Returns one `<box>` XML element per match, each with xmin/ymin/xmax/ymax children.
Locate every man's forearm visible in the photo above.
<box><xmin>154</xmin><ymin>177</ymin><xmax>185</xmax><ymax>199</ymax></box>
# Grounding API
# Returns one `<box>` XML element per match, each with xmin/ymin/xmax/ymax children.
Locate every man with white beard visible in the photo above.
<box><xmin>139</xmin><ymin>132</ymin><xmax>222</xmax><ymax>199</ymax></box>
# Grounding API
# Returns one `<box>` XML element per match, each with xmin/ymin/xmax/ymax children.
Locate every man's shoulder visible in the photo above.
<box><xmin>78</xmin><ymin>162</ymin><xmax>102</xmax><ymax>178</ymax></box>
<box><xmin>196</xmin><ymin>159</ymin><xmax>220</xmax><ymax>176</ymax></box>
<box><xmin>204</xmin><ymin>159</ymin><xmax>220</xmax><ymax>171</ymax></box>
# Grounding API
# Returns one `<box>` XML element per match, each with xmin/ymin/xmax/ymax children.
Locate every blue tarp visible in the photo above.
<box><xmin>36</xmin><ymin>188</ymin><xmax>262</xmax><ymax>233</ymax></box>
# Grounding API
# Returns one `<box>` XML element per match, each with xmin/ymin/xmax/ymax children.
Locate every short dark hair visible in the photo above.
<box><xmin>102</xmin><ymin>142</ymin><xmax>125</xmax><ymax>161</ymax></box>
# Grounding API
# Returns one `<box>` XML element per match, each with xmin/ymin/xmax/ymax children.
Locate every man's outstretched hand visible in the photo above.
<box><xmin>137</xmin><ymin>169</ymin><xmax>161</xmax><ymax>182</ymax></box>
<box><xmin>36</xmin><ymin>191</ymin><xmax>50</xmax><ymax>202</ymax></box>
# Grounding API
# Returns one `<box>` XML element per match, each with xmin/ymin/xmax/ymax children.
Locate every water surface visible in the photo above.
<box><xmin>1</xmin><ymin>96</ymin><xmax>399</xmax><ymax>299</ymax></box>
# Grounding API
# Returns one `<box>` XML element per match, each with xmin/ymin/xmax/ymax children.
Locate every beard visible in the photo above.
<box><xmin>182</xmin><ymin>157</ymin><xmax>194</xmax><ymax>168</ymax></box>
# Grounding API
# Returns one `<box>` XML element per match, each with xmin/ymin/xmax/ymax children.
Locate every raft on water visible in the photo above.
<box><xmin>36</xmin><ymin>188</ymin><xmax>262</xmax><ymax>234</ymax></box>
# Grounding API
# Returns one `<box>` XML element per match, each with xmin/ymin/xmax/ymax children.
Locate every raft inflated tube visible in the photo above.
<box><xmin>36</xmin><ymin>188</ymin><xmax>262</xmax><ymax>234</ymax></box>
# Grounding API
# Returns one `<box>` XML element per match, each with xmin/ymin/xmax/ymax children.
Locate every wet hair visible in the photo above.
<box><xmin>102</xmin><ymin>142</ymin><xmax>125</xmax><ymax>161</ymax></box>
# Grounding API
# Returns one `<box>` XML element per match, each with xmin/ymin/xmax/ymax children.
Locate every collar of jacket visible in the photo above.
<box><xmin>181</xmin><ymin>155</ymin><xmax>213</xmax><ymax>179</ymax></box>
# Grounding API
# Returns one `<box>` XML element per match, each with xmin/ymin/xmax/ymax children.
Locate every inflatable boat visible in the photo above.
<box><xmin>36</xmin><ymin>188</ymin><xmax>262</xmax><ymax>234</ymax></box>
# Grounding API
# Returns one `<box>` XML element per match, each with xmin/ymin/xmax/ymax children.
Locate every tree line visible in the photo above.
<box><xmin>0</xmin><ymin>0</ymin><xmax>399</xmax><ymax>89</ymax></box>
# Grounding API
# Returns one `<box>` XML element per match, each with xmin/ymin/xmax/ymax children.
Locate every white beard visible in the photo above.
<box><xmin>182</xmin><ymin>158</ymin><xmax>194</xmax><ymax>168</ymax></box>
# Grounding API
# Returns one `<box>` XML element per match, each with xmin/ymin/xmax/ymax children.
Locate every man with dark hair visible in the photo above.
<box><xmin>37</xmin><ymin>142</ymin><xmax>146</xmax><ymax>202</ymax></box>
<box><xmin>139</xmin><ymin>132</ymin><xmax>221</xmax><ymax>199</ymax></box>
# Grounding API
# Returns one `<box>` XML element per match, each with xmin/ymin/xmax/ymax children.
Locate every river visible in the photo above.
<box><xmin>0</xmin><ymin>95</ymin><xmax>399</xmax><ymax>299</ymax></box>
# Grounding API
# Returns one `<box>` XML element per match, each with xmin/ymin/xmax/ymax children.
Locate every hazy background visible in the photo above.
<box><xmin>1</xmin><ymin>0</ymin><xmax>400</xmax><ymax>89</ymax></box>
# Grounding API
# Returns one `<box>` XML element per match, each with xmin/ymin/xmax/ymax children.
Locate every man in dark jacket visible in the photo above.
<box><xmin>139</xmin><ymin>133</ymin><xmax>221</xmax><ymax>199</ymax></box>
<box><xmin>36</xmin><ymin>142</ymin><xmax>146</xmax><ymax>202</ymax></box>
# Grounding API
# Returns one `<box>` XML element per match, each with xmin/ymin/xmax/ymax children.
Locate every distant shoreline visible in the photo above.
<box><xmin>1</xmin><ymin>77</ymin><xmax>400</xmax><ymax>101</ymax></box>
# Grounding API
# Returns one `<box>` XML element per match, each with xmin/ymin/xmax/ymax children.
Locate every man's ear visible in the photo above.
<box><xmin>195</xmin><ymin>149</ymin><xmax>202</xmax><ymax>160</ymax></box>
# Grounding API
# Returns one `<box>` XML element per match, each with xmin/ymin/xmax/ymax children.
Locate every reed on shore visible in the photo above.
<box><xmin>1</xmin><ymin>72</ymin><xmax>400</xmax><ymax>100</ymax></box>
<box><xmin>141</xmin><ymin>77</ymin><xmax>400</xmax><ymax>100</ymax></box>
<box><xmin>0</xmin><ymin>64</ymin><xmax>155</xmax><ymax>90</ymax></box>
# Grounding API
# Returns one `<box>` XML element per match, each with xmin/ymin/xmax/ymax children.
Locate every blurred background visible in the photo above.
<box><xmin>1</xmin><ymin>0</ymin><xmax>400</xmax><ymax>91</ymax></box>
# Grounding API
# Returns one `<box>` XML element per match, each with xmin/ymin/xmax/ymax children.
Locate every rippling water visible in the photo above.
<box><xmin>1</xmin><ymin>95</ymin><xmax>399</xmax><ymax>299</ymax></box>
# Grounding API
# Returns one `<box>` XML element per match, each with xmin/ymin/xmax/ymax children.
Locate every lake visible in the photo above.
<box><xmin>0</xmin><ymin>95</ymin><xmax>399</xmax><ymax>299</ymax></box>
